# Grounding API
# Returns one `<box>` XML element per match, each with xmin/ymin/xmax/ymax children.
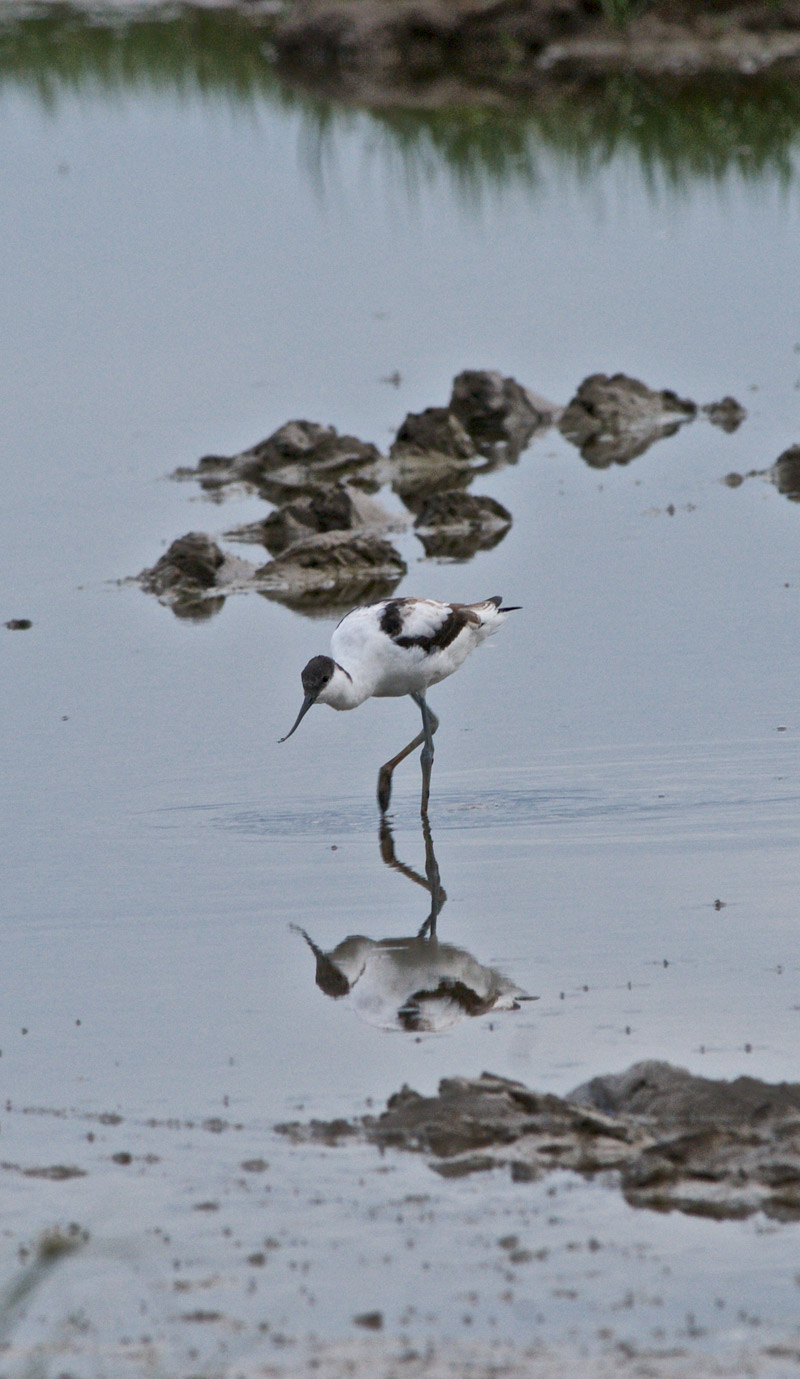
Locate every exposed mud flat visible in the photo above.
<box><xmin>278</xmin><ymin>1061</ymin><xmax>800</xmax><ymax>1221</ymax></box>
<box><xmin>206</xmin><ymin>1337</ymin><xmax>800</xmax><ymax>1379</ymax></box>
<box><xmin>273</xmin><ymin>0</ymin><xmax>800</xmax><ymax>108</ymax></box>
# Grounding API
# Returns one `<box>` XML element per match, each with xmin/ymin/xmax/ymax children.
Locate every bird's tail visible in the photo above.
<box><xmin>473</xmin><ymin>597</ymin><xmax>520</xmax><ymax>640</ymax></box>
<box><xmin>489</xmin><ymin>595</ymin><xmax>521</xmax><ymax>613</ymax></box>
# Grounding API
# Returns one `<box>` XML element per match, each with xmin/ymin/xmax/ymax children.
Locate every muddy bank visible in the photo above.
<box><xmin>273</xmin><ymin>0</ymin><xmax>800</xmax><ymax>108</ymax></box>
<box><xmin>278</xmin><ymin>1060</ymin><xmax>800</xmax><ymax>1220</ymax></box>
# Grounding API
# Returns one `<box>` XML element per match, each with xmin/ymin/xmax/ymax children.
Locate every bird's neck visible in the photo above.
<box><xmin>318</xmin><ymin>661</ymin><xmax>373</xmax><ymax>710</ymax></box>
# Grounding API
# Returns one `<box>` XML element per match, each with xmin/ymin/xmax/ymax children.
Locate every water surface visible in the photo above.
<box><xmin>2</xmin><ymin>8</ymin><xmax>800</xmax><ymax>1371</ymax></box>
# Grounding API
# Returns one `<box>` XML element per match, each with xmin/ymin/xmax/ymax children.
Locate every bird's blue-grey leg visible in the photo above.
<box><xmin>376</xmin><ymin>699</ymin><xmax>439</xmax><ymax>814</ymax></box>
<box><xmin>411</xmin><ymin>691</ymin><xmax>437</xmax><ymax>816</ymax></box>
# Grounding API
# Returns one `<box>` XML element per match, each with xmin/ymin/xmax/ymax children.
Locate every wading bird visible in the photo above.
<box><xmin>279</xmin><ymin>595</ymin><xmax>519</xmax><ymax>813</ymax></box>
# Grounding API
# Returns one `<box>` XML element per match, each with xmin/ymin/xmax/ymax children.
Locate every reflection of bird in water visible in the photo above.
<box><xmin>279</xmin><ymin>595</ymin><xmax>519</xmax><ymax>813</ymax></box>
<box><xmin>295</xmin><ymin>927</ymin><xmax>530</xmax><ymax>1033</ymax></box>
<box><xmin>293</xmin><ymin>816</ymin><xmax>534</xmax><ymax>1034</ymax></box>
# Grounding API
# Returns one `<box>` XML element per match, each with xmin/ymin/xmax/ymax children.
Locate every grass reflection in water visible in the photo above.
<box><xmin>2</xmin><ymin>5</ymin><xmax>799</xmax><ymax>193</ymax></box>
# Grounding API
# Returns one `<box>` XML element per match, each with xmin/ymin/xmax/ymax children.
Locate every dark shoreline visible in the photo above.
<box><xmin>272</xmin><ymin>0</ymin><xmax>800</xmax><ymax>107</ymax></box>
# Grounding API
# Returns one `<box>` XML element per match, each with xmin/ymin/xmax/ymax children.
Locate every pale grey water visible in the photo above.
<box><xmin>2</xmin><ymin>27</ymin><xmax>800</xmax><ymax>1372</ymax></box>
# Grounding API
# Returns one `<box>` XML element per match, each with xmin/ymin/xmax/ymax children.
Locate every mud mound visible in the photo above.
<box><xmin>702</xmin><ymin>396</ymin><xmax>747</xmax><ymax>432</ymax></box>
<box><xmin>137</xmin><ymin>528</ymin><xmax>406</xmax><ymax>619</ymax></box>
<box><xmin>559</xmin><ymin>372</ymin><xmax>697</xmax><ymax>467</ymax></box>
<box><xmin>391</xmin><ymin>407</ymin><xmax>477</xmax><ymax>462</ymax></box>
<box><xmin>181</xmin><ymin>420</ymin><xmax>382</xmax><ymax>501</ymax></box>
<box><xmin>137</xmin><ymin>532</ymin><xmax>233</xmax><ymax>620</ymax></box>
<box><xmin>771</xmin><ymin>443</ymin><xmax>800</xmax><ymax>500</ymax></box>
<box><xmin>278</xmin><ymin>1061</ymin><xmax>800</xmax><ymax>1219</ymax></box>
<box><xmin>413</xmin><ymin>490</ymin><xmax>512</xmax><ymax>559</ymax></box>
<box><xmin>226</xmin><ymin>483</ymin><xmax>398</xmax><ymax>555</ymax></box>
<box><xmin>449</xmin><ymin>369</ymin><xmax>558</xmax><ymax>461</ymax></box>
<box><xmin>256</xmin><ymin>529</ymin><xmax>407</xmax><ymax>605</ymax></box>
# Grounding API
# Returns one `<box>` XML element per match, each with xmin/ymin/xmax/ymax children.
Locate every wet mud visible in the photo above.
<box><xmin>140</xmin><ymin>368</ymin><xmax>743</xmax><ymax>617</ymax></box>
<box><xmin>255</xmin><ymin>530</ymin><xmax>408</xmax><ymax>610</ymax></box>
<box><xmin>185</xmin><ymin>420</ymin><xmax>383</xmax><ymax>503</ymax></box>
<box><xmin>413</xmin><ymin>491</ymin><xmax>512</xmax><ymax>559</ymax></box>
<box><xmin>225</xmin><ymin>483</ymin><xmax>398</xmax><ymax>556</ymax></box>
<box><xmin>558</xmin><ymin>373</ymin><xmax>742</xmax><ymax>468</ymax></box>
<box><xmin>723</xmin><ymin>441</ymin><xmax>800</xmax><ymax>501</ymax></box>
<box><xmin>140</xmin><ymin>369</ymin><xmax>558</xmax><ymax>617</ymax></box>
<box><xmin>279</xmin><ymin>1061</ymin><xmax>800</xmax><ymax>1221</ymax></box>
<box><xmin>273</xmin><ymin>0</ymin><xmax>800</xmax><ymax>109</ymax></box>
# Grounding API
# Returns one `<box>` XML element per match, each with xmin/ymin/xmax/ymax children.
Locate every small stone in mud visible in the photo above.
<box><xmin>449</xmin><ymin>370</ymin><xmax>557</xmax><ymax>461</ymax></box>
<box><xmin>559</xmin><ymin>373</ymin><xmax>697</xmax><ymax>467</ymax></box>
<box><xmin>353</xmin><ymin>1310</ymin><xmax>383</xmax><ymax>1330</ymax></box>
<box><xmin>703</xmin><ymin>396</ymin><xmax>747</xmax><ymax>432</ymax></box>
<box><xmin>413</xmin><ymin>490</ymin><xmax>512</xmax><ymax>560</ymax></box>
<box><xmin>4</xmin><ymin>619</ymin><xmax>32</xmax><ymax>630</ymax></box>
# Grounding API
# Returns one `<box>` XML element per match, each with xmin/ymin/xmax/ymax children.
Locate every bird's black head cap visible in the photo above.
<box><xmin>279</xmin><ymin>655</ymin><xmax>336</xmax><ymax>743</ymax></box>
<box><xmin>301</xmin><ymin>654</ymin><xmax>335</xmax><ymax>697</ymax></box>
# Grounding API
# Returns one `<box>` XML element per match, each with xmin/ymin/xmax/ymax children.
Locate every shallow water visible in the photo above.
<box><xmin>2</xmin><ymin>9</ymin><xmax>800</xmax><ymax>1372</ymax></box>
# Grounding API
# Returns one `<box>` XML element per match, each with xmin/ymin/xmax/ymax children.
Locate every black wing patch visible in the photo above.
<box><xmin>378</xmin><ymin>600</ymin><xmax>406</xmax><ymax>640</ymax></box>
<box><xmin>379</xmin><ymin>599</ymin><xmax>474</xmax><ymax>655</ymax></box>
